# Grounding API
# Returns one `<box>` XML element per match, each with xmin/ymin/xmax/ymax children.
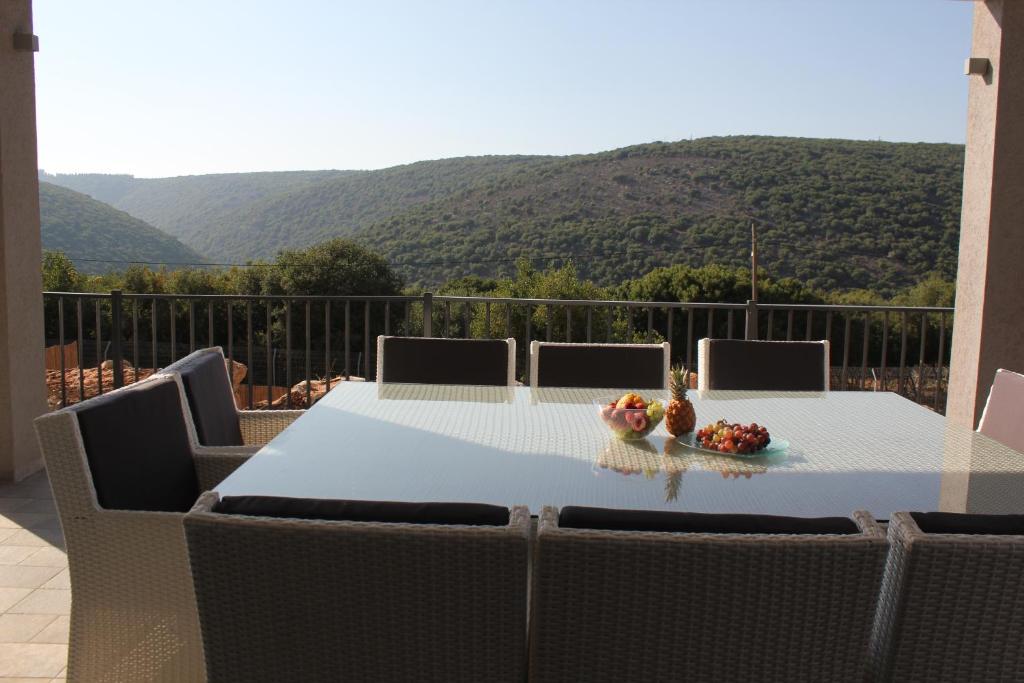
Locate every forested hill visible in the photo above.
<box><xmin>39</xmin><ymin>182</ymin><xmax>204</xmax><ymax>274</ymax></box>
<box><xmin>43</xmin><ymin>136</ymin><xmax>964</xmax><ymax>295</ymax></box>
<box><xmin>39</xmin><ymin>169</ymin><xmax>354</xmax><ymax>253</ymax></box>
<box><xmin>355</xmin><ymin>137</ymin><xmax>964</xmax><ymax>293</ymax></box>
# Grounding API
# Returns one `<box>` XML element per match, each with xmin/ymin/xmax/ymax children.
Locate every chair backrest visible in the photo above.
<box><xmin>33</xmin><ymin>375</ymin><xmax>207</xmax><ymax>682</ymax></box>
<box><xmin>977</xmin><ymin>368</ymin><xmax>1024</xmax><ymax>451</ymax></box>
<box><xmin>162</xmin><ymin>346</ymin><xmax>244</xmax><ymax>446</ymax></box>
<box><xmin>376</xmin><ymin>336</ymin><xmax>516</xmax><ymax>386</ymax></box>
<box><xmin>869</xmin><ymin>512</ymin><xmax>1024</xmax><ymax>681</ymax></box>
<box><xmin>185</xmin><ymin>491</ymin><xmax>530</xmax><ymax>682</ymax></box>
<box><xmin>34</xmin><ymin>373</ymin><xmax>200</xmax><ymax>518</ymax></box>
<box><xmin>529</xmin><ymin>342</ymin><xmax>670</xmax><ymax>389</ymax></box>
<box><xmin>529</xmin><ymin>505</ymin><xmax>886</xmax><ymax>683</ymax></box>
<box><xmin>697</xmin><ymin>338</ymin><xmax>830</xmax><ymax>391</ymax></box>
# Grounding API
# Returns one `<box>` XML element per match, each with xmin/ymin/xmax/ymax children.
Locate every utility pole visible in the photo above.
<box><xmin>750</xmin><ymin>222</ymin><xmax>758</xmax><ymax>302</ymax></box>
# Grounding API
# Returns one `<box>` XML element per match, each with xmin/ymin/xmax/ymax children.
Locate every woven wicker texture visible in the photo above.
<box><xmin>161</xmin><ymin>346</ymin><xmax>303</xmax><ymax>448</ymax></box>
<box><xmin>33</xmin><ymin>375</ymin><xmax>210</xmax><ymax>682</ymax></box>
<box><xmin>868</xmin><ymin>512</ymin><xmax>1024</xmax><ymax>682</ymax></box>
<box><xmin>237</xmin><ymin>409</ymin><xmax>302</xmax><ymax>445</ymax></box>
<box><xmin>185</xmin><ymin>491</ymin><xmax>530</xmax><ymax>682</ymax></box>
<box><xmin>528</xmin><ymin>506</ymin><xmax>887</xmax><ymax>683</ymax></box>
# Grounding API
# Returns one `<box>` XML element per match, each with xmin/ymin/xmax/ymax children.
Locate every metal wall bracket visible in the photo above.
<box><xmin>13</xmin><ymin>33</ymin><xmax>39</xmax><ymax>52</ymax></box>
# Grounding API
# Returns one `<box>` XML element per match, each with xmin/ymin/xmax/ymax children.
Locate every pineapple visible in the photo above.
<box><xmin>665</xmin><ymin>365</ymin><xmax>696</xmax><ymax>436</ymax></box>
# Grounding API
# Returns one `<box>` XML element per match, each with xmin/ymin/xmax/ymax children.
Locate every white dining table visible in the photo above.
<box><xmin>215</xmin><ymin>382</ymin><xmax>1024</xmax><ymax>518</ymax></box>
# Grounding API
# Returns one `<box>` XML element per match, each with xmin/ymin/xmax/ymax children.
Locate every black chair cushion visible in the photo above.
<box><xmin>75</xmin><ymin>378</ymin><xmax>200</xmax><ymax>512</ymax></box>
<box><xmin>380</xmin><ymin>337</ymin><xmax>509</xmax><ymax>386</ymax></box>
<box><xmin>559</xmin><ymin>506</ymin><xmax>859</xmax><ymax>534</ymax></box>
<box><xmin>535</xmin><ymin>344</ymin><xmax>665</xmax><ymax>389</ymax></box>
<box><xmin>179</xmin><ymin>352</ymin><xmax>244</xmax><ymax>446</ymax></box>
<box><xmin>706</xmin><ymin>339</ymin><xmax>827</xmax><ymax>391</ymax></box>
<box><xmin>910</xmin><ymin>512</ymin><xmax>1024</xmax><ymax>535</ymax></box>
<box><xmin>216</xmin><ymin>495</ymin><xmax>510</xmax><ymax>526</ymax></box>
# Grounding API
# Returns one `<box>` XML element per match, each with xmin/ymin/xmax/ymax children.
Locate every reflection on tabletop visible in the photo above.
<box><xmin>595</xmin><ymin>436</ymin><xmax>787</xmax><ymax>502</ymax></box>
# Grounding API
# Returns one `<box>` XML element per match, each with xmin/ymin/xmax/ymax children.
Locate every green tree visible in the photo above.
<box><xmin>267</xmin><ymin>238</ymin><xmax>403</xmax><ymax>296</ymax></box>
<box><xmin>42</xmin><ymin>250</ymin><xmax>81</xmax><ymax>292</ymax></box>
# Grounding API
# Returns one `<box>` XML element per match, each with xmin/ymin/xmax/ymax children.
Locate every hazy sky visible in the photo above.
<box><xmin>34</xmin><ymin>0</ymin><xmax>973</xmax><ymax>178</ymax></box>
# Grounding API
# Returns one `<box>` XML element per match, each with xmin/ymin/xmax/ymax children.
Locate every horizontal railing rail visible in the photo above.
<box><xmin>42</xmin><ymin>291</ymin><xmax>955</xmax><ymax>413</ymax></box>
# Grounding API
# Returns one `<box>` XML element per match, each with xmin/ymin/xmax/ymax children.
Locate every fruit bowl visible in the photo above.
<box><xmin>597</xmin><ymin>393</ymin><xmax>665</xmax><ymax>441</ymax></box>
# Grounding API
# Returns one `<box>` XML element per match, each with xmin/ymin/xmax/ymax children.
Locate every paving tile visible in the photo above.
<box><xmin>30</xmin><ymin>617</ymin><xmax>68</xmax><ymax>645</ymax></box>
<box><xmin>0</xmin><ymin>567</ymin><xmax>61</xmax><ymax>590</ymax></box>
<box><xmin>0</xmin><ymin>615</ymin><xmax>57</xmax><ymax>643</ymax></box>
<box><xmin>0</xmin><ymin>678</ymin><xmax>62</xmax><ymax>682</ymax></box>
<box><xmin>0</xmin><ymin>642</ymin><xmax>67</xmax><ymax>677</ymax></box>
<box><xmin>0</xmin><ymin>590</ymin><xmax>33</xmax><ymax>613</ymax></box>
<box><xmin>0</xmin><ymin>514</ymin><xmax>57</xmax><ymax>531</ymax></box>
<box><xmin>17</xmin><ymin>550</ymin><xmax>66</xmax><ymax>569</ymax></box>
<box><xmin>39</xmin><ymin>571</ymin><xmax>68</xmax><ymax>591</ymax></box>
<box><xmin>0</xmin><ymin>502</ymin><xmax>31</xmax><ymax>515</ymax></box>
<box><xmin>8</xmin><ymin>591</ymin><xmax>70</xmax><ymax>616</ymax></box>
<box><xmin>11</xmin><ymin>502</ymin><xmax>55</xmax><ymax>515</ymax></box>
<box><xmin>0</xmin><ymin>549</ymin><xmax>40</xmax><ymax>567</ymax></box>
<box><xmin>1</xmin><ymin>531</ymin><xmax>61</xmax><ymax>550</ymax></box>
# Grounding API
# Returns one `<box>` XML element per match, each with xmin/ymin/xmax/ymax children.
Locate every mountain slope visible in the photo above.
<box><xmin>39</xmin><ymin>182</ymin><xmax>205</xmax><ymax>273</ymax></box>
<box><xmin>205</xmin><ymin>155</ymin><xmax>549</xmax><ymax>260</ymax></box>
<box><xmin>41</xmin><ymin>170</ymin><xmax>352</xmax><ymax>251</ymax></box>
<box><xmin>353</xmin><ymin>136</ymin><xmax>964</xmax><ymax>293</ymax></box>
<box><xmin>43</xmin><ymin>136</ymin><xmax>965</xmax><ymax>293</ymax></box>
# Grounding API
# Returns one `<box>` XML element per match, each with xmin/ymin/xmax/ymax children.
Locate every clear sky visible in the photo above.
<box><xmin>33</xmin><ymin>0</ymin><xmax>974</xmax><ymax>178</ymax></box>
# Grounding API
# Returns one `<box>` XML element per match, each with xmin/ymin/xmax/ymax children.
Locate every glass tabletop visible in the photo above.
<box><xmin>215</xmin><ymin>383</ymin><xmax>1024</xmax><ymax>518</ymax></box>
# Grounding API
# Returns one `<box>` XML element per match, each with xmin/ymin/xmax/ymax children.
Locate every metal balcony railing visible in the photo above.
<box><xmin>42</xmin><ymin>291</ymin><xmax>955</xmax><ymax>412</ymax></box>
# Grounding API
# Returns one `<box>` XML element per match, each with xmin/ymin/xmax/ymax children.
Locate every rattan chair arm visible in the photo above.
<box><xmin>237</xmin><ymin>409</ymin><xmax>304</xmax><ymax>445</ymax></box>
<box><xmin>193</xmin><ymin>446</ymin><xmax>257</xmax><ymax>490</ymax></box>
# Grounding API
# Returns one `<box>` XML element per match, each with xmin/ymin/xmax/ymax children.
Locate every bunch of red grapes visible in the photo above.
<box><xmin>695</xmin><ymin>420</ymin><xmax>771</xmax><ymax>455</ymax></box>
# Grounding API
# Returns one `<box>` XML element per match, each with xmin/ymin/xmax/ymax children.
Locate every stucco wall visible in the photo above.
<box><xmin>948</xmin><ymin>0</ymin><xmax>1024</xmax><ymax>428</ymax></box>
<box><xmin>0</xmin><ymin>0</ymin><xmax>46</xmax><ymax>479</ymax></box>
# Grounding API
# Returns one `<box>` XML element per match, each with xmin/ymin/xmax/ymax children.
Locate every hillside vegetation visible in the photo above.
<box><xmin>43</xmin><ymin>136</ymin><xmax>964</xmax><ymax>295</ymax></box>
<box><xmin>358</xmin><ymin>137</ymin><xmax>964</xmax><ymax>294</ymax></box>
<box><xmin>39</xmin><ymin>182</ymin><xmax>204</xmax><ymax>274</ymax></box>
<box><xmin>40</xmin><ymin>170</ymin><xmax>352</xmax><ymax>254</ymax></box>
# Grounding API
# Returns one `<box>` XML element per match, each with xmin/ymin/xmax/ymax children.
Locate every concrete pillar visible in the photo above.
<box><xmin>948</xmin><ymin>0</ymin><xmax>1024</xmax><ymax>429</ymax></box>
<box><xmin>0</xmin><ymin>0</ymin><xmax>46</xmax><ymax>480</ymax></box>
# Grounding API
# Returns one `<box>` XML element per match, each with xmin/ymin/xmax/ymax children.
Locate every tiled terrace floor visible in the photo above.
<box><xmin>0</xmin><ymin>471</ymin><xmax>67</xmax><ymax>682</ymax></box>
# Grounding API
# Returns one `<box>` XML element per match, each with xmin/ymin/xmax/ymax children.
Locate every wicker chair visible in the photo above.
<box><xmin>161</xmin><ymin>346</ymin><xmax>302</xmax><ymax>453</ymax></box>
<box><xmin>697</xmin><ymin>338</ymin><xmax>831</xmax><ymax>391</ymax></box>
<box><xmin>184</xmin><ymin>491</ymin><xmax>530</xmax><ymax>682</ymax></box>
<box><xmin>528</xmin><ymin>341</ymin><xmax>670</xmax><ymax>389</ymax></box>
<box><xmin>977</xmin><ymin>368</ymin><xmax>1024</xmax><ymax>452</ymax></box>
<box><xmin>528</xmin><ymin>506</ymin><xmax>887</xmax><ymax>683</ymax></box>
<box><xmin>376</xmin><ymin>336</ymin><xmax>517</xmax><ymax>386</ymax></box>
<box><xmin>33</xmin><ymin>374</ymin><xmax>253</xmax><ymax>682</ymax></box>
<box><xmin>869</xmin><ymin>512</ymin><xmax>1024</xmax><ymax>682</ymax></box>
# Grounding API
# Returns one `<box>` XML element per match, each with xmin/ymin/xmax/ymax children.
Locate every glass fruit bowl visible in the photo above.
<box><xmin>596</xmin><ymin>393</ymin><xmax>665</xmax><ymax>441</ymax></box>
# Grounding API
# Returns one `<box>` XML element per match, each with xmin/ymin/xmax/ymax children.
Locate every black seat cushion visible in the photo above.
<box><xmin>75</xmin><ymin>378</ymin><xmax>200</xmax><ymax>512</ymax></box>
<box><xmin>559</xmin><ymin>506</ymin><xmax>859</xmax><ymax>534</ymax></box>
<box><xmin>910</xmin><ymin>512</ymin><xmax>1024</xmax><ymax>535</ymax></box>
<box><xmin>535</xmin><ymin>344</ymin><xmax>665</xmax><ymax>389</ymax></box>
<box><xmin>179</xmin><ymin>352</ymin><xmax>244</xmax><ymax>446</ymax></box>
<box><xmin>215</xmin><ymin>495</ymin><xmax>510</xmax><ymax>526</ymax></box>
<box><xmin>706</xmin><ymin>340</ymin><xmax>827</xmax><ymax>391</ymax></box>
<box><xmin>380</xmin><ymin>337</ymin><xmax>510</xmax><ymax>386</ymax></box>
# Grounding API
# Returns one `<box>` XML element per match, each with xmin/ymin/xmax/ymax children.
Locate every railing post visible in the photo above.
<box><xmin>422</xmin><ymin>292</ymin><xmax>433</xmax><ymax>337</ymax></box>
<box><xmin>110</xmin><ymin>290</ymin><xmax>124</xmax><ymax>388</ymax></box>
<box><xmin>745</xmin><ymin>299</ymin><xmax>758</xmax><ymax>340</ymax></box>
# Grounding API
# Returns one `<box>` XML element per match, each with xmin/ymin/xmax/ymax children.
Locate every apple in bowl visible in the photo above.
<box><xmin>598</xmin><ymin>392</ymin><xmax>665</xmax><ymax>441</ymax></box>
